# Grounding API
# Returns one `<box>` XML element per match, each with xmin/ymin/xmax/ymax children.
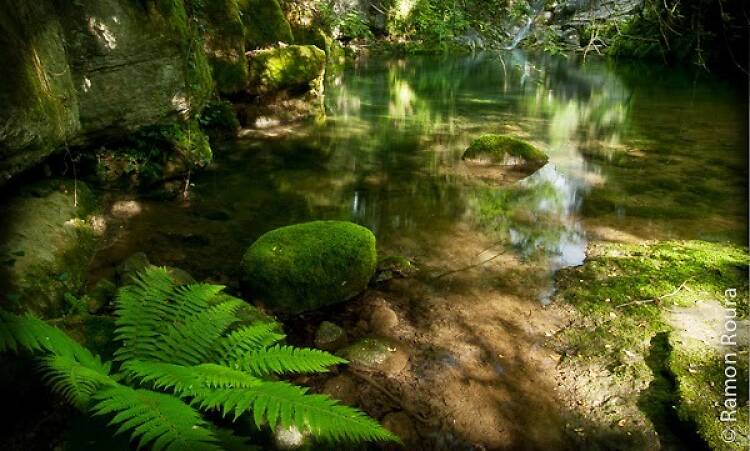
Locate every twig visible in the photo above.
<box><xmin>616</xmin><ymin>279</ymin><xmax>690</xmax><ymax>308</ymax></box>
<box><xmin>431</xmin><ymin>250</ymin><xmax>507</xmax><ymax>280</ymax></box>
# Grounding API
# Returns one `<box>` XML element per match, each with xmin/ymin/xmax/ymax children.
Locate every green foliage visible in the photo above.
<box><xmin>198</xmin><ymin>100</ymin><xmax>240</xmax><ymax>133</ymax></box>
<box><xmin>338</xmin><ymin>11</ymin><xmax>374</xmax><ymax>40</ymax></box>
<box><xmin>385</xmin><ymin>0</ymin><xmax>474</xmax><ymax>50</ymax></box>
<box><xmin>0</xmin><ymin>267</ymin><xmax>397</xmax><ymax>448</ymax></box>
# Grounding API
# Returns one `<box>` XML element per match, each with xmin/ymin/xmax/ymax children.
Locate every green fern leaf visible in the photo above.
<box><xmin>233</xmin><ymin>345</ymin><xmax>347</xmax><ymax>376</ymax></box>
<box><xmin>91</xmin><ymin>385</ymin><xmax>220</xmax><ymax>451</ymax></box>
<box><xmin>0</xmin><ymin>310</ymin><xmax>111</xmax><ymax>373</ymax></box>
<box><xmin>217</xmin><ymin>322</ymin><xmax>285</xmax><ymax>362</ymax></box>
<box><xmin>122</xmin><ymin>360</ymin><xmax>262</xmax><ymax>392</ymax></box>
<box><xmin>113</xmin><ymin>267</ymin><xmax>178</xmax><ymax>362</ymax></box>
<box><xmin>192</xmin><ymin>381</ymin><xmax>399</xmax><ymax>443</ymax></box>
<box><xmin>41</xmin><ymin>354</ymin><xmax>116</xmax><ymax>409</ymax></box>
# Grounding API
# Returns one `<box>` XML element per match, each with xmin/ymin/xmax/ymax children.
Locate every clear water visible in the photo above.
<box><xmin>94</xmin><ymin>51</ymin><xmax>748</xmax><ymax>295</ymax></box>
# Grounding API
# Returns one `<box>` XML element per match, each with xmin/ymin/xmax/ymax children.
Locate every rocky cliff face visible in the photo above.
<box><xmin>0</xmin><ymin>0</ymin><xmax>214</xmax><ymax>183</ymax></box>
<box><xmin>0</xmin><ymin>0</ymin><xmax>336</xmax><ymax>184</ymax></box>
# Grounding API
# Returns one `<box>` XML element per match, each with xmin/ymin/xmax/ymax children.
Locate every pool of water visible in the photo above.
<box><xmin>92</xmin><ymin>51</ymin><xmax>748</xmax><ymax>297</ymax></box>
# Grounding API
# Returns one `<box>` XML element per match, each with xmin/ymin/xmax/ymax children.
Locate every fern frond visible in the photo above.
<box><xmin>41</xmin><ymin>354</ymin><xmax>116</xmax><ymax>409</ymax></box>
<box><xmin>0</xmin><ymin>310</ymin><xmax>110</xmax><ymax>371</ymax></box>
<box><xmin>155</xmin><ymin>298</ymin><xmax>244</xmax><ymax>366</ymax></box>
<box><xmin>217</xmin><ymin>322</ymin><xmax>285</xmax><ymax>362</ymax></box>
<box><xmin>115</xmin><ymin>267</ymin><xmax>242</xmax><ymax>365</ymax></box>
<box><xmin>114</xmin><ymin>267</ymin><xmax>177</xmax><ymax>362</ymax></box>
<box><xmin>122</xmin><ymin>360</ymin><xmax>261</xmax><ymax>393</ymax></box>
<box><xmin>233</xmin><ymin>345</ymin><xmax>347</xmax><ymax>376</ymax></box>
<box><xmin>92</xmin><ymin>385</ymin><xmax>220</xmax><ymax>451</ymax></box>
<box><xmin>192</xmin><ymin>381</ymin><xmax>399</xmax><ymax>443</ymax></box>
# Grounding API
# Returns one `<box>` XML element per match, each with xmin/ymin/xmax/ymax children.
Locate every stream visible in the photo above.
<box><xmin>93</xmin><ymin>50</ymin><xmax>746</xmax><ymax>291</ymax></box>
<box><xmin>88</xmin><ymin>50</ymin><xmax>747</xmax><ymax>448</ymax></box>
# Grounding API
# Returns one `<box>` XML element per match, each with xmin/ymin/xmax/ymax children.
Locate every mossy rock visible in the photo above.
<box><xmin>314</xmin><ymin>321</ymin><xmax>348</xmax><ymax>351</ymax></box>
<box><xmin>248</xmin><ymin>45</ymin><xmax>326</xmax><ymax>96</ymax></box>
<box><xmin>462</xmin><ymin>134</ymin><xmax>549</xmax><ymax>169</ymax></box>
<box><xmin>0</xmin><ymin>179</ymin><xmax>101</xmax><ymax>316</ymax></box>
<box><xmin>337</xmin><ymin>337</ymin><xmax>409</xmax><ymax>375</ymax></box>
<box><xmin>241</xmin><ymin>221</ymin><xmax>377</xmax><ymax>313</ymax></box>
<box><xmin>195</xmin><ymin>0</ymin><xmax>248</xmax><ymax>94</ymax></box>
<box><xmin>239</xmin><ymin>0</ymin><xmax>294</xmax><ymax>49</ymax></box>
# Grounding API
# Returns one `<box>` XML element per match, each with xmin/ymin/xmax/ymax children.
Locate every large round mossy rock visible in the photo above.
<box><xmin>462</xmin><ymin>134</ymin><xmax>548</xmax><ymax>169</ymax></box>
<box><xmin>241</xmin><ymin>221</ymin><xmax>377</xmax><ymax>313</ymax></box>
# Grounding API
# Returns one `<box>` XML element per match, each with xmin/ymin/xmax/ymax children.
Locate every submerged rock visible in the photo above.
<box><xmin>314</xmin><ymin>321</ymin><xmax>348</xmax><ymax>351</ymax></box>
<box><xmin>321</xmin><ymin>373</ymin><xmax>359</xmax><ymax>406</ymax></box>
<box><xmin>338</xmin><ymin>337</ymin><xmax>409</xmax><ymax>376</ymax></box>
<box><xmin>0</xmin><ymin>179</ymin><xmax>102</xmax><ymax>316</ymax></box>
<box><xmin>247</xmin><ymin>45</ymin><xmax>327</xmax><ymax>97</ymax></box>
<box><xmin>462</xmin><ymin>134</ymin><xmax>549</xmax><ymax>171</ymax></box>
<box><xmin>241</xmin><ymin>221</ymin><xmax>377</xmax><ymax>313</ymax></box>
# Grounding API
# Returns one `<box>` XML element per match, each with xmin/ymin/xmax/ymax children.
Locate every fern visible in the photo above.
<box><xmin>41</xmin><ymin>354</ymin><xmax>116</xmax><ymax>409</ymax></box>
<box><xmin>233</xmin><ymin>345</ymin><xmax>348</xmax><ymax>376</ymax></box>
<box><xmin>92</xmin><ymin>385</ymin><xmax>220</xmax><ymax>451</ymax></box>
<box><xmin>1</xmin><ymin>266</ymin><xmax>398</xmax><ymax>447</ymax></box>
<box><xmin>191</xmin><ymin>381</ymin><xmax>396</xmax><ymax>443</ymax></box>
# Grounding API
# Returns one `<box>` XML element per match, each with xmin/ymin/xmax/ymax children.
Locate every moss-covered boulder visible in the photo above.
<box><xmin>195</xmin><ymin>0</ymin><xmax>249</xmax><ymax>94</ymax></box>
<box><xmin>0</xmin><ymin>0</ymin><xmax>215</xmax><ymax>183</ymax></box>
<box><xmin>240</xmin><ymin>0</ymin><xmax>294</xmax><ymax>49</ymax></box>
<box><xmin>248</xmin><ymin>45</ymin><xmax>327</xmax><ymax>97</ymax></box>
<box><xmin>0</xmin><ymin>180</ymin><xmax>102</xmax><ymax>316</ymax></box>
<box><xmin>241</xmin><ymin>221</ymin><xmax>377</xmax><ymax>313</ymax></box>
<box><xmin>462</xmin><ymin>134</ymin><xmax>549</xmax><ymax>170</ymax></box>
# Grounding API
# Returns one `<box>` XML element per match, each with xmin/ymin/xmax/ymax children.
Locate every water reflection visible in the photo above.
<box><xmin>97</xmin><ymin>51</ymin><xmax>746</xmax><ymax>291</ymax></box>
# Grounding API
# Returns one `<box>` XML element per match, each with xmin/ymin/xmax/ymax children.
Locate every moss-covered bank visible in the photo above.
<box><xmin>555</xmin><ymin>240</ymin><xmax>749</xmax><ymax>449</ymax></box>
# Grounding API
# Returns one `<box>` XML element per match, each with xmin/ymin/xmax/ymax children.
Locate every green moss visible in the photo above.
<box><xmin>337</xmin><ymin>337</ymin><xmax>391</xmax><ymax>368</ymax></box>
<box><xmin>239</xmin><ymin>0</ymin><xmax>294</xmax><ymax>49</ymax></box>
<box><xmin>0</xmin><ymin>1</ymin><xmax>80</xmax><ymax>179</ymax></box>
<box><xmin>462</xmin><ymin>134</ymin><xmax>548</xmax><ymax>168</ymax></box>
<box><xmin>149</xmin><ymin>0</ymin><xmax>214</xmax><ymax>110</ymax></box>
<box><xmin>248</xmin><ymin>45</ymin><xmax>326</xmax><ymax>96</ymax></box>
<box><xmin>193</xmin><ymin>0</ymin><xmax>248</xmax><ymax>94</ymax></box>
<box><xmin>669</xmin><ymin>337</ymin><xmax>749</xmax><ymax>450</ymax></box>
<box><xmin>241</xmin><ymin>221</ymin><xmax>377</xmax><ymax>313</ymax></box>
<box><xmin>556</xmin><ymin>240</ymin><xmax>749</xmax><ymax>366</ymax></box>
<box><xmin>198</xmin><ymin>99</ymin><xmax>240</xmax><ymax>133</ymax></box>
<box><xmin>0</xmin><ymin>180</ymin><xmax>101</xmax><ymax>316</ymax></box>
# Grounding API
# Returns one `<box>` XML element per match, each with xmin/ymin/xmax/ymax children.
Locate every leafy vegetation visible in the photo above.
<box><xmin>0</xmin><ymin>267</ymin><xmax>397</xmax><ymax>449</ymax></box>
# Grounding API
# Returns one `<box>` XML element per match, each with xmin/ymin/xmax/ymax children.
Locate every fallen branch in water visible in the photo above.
<box><xmin>431</xmin><ymin>250</ymin><xmax>507</xmax><ymax>280</ymax></box>
<box><xmin>616</xmin><ymin>279</ymin><xmax>691</xmax><ymax>308</ymax></box>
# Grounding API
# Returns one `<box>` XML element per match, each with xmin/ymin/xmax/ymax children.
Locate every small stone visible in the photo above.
<box><xmin>322</xmin><ymin>373</ymin><xmax>358</xmax><ymax>405</ymax></box>
<box><xmin>314</xmin><ymin>321</ymin><xmax>347</xmax><ymax>351</ymax></box>
<box><xmin>116</xmin><ymin>252</ymin><xmax>150</xmax><ymax>285</ymax></box>
<box><xmin>165</xmin><ymin>267</ymin><xmax>195</xmax><ymax>285</ymax></box>
<box><xmin>370</xmin><ymin>305</ymin><xmax>399</xmax><ymax>334</ymax></box>
<box><xmin>274</xmin><ymin>425</ymin><xmax>308</xmax><ymax>450</ymax></box>
<box><xmin>338</xmin><ymin>337</ymin><xmax>409</xmax><ymax>376</ymax></box>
